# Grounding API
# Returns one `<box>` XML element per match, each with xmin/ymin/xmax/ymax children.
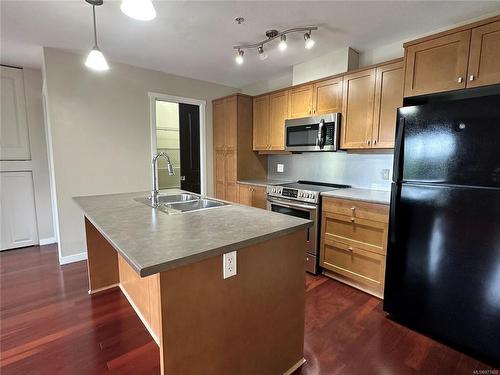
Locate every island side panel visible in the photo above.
<box><xmin>84</xmin><ymin>217</ymin><xmax>119</xmax><ymax>293</ymax></box>
<box><xmin>158</xmin><ymin>229</ymin><xmax>307</xmax><ymax>375</ymax></box>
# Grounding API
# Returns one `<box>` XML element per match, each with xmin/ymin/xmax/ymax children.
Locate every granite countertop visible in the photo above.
<box><xmin>321</xmin><ymin>188</ymin><xmax>391</xmax><ymax>205</ymax></box>
<box><xmin>74</xmin><ymin>189</ymin><xmax>311</xmax><ymax>277</ymax></box>
<box><xmin>236</xmin><ymin>179</ymin><xmax>292</xmax><ymax>188</ymax></box>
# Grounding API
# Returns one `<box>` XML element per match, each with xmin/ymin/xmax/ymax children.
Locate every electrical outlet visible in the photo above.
<box><xmin>277</xmin><ymin>163</ymin><xmax>284</xmax><ymax>173</ymax></box>
<box><xmin>223</xmin><ymin>251</ymin><xmax>237</xmax><ymax>279</ymax></box>
<box><xmin>381</xmin><ymin>169</ymin><xmax>390</xmax><ymax>180</ymax></box>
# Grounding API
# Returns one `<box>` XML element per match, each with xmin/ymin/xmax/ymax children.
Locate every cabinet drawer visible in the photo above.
<box><xmin>320</xmin><ymin>239</ymin><xmax>386</xmax><ymax>294</ymax></box>
<box><xmin>322</xmin><ymin>212</ymin><xmax>388</xmax><ymax>255</ymax></box>
<box><xmin>323</xmin><ymin>197</ymin><xmax>389</xmax><ymax>223</ymax></box>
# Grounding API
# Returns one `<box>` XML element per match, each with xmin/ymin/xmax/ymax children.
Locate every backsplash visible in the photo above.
<box><xmin>267</xmin><ymin>152</ymin><xmax>394</xmax><ymax>191</ymax></box>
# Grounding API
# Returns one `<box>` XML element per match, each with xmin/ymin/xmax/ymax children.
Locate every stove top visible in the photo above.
<box><xmin>267</xmin><ymin>180</ymin><xmax>351</xmax><ymax>204</ymax></box>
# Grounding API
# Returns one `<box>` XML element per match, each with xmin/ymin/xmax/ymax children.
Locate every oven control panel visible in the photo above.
<box><xmin>266</xmin><ymin>186</ymin><xmax>319</xmax><ymax>204</ymax></box>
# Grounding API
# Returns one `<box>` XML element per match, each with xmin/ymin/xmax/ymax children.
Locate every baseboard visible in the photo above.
<box><xmin>39</xmin><ymin>237</ymin><xmax>57</xmax><ymax>246</ymax></box>
<box><xmin>283</xmin><ymin>358</ymin><xmax>306</xmax><ymax>375</ymax></box>
<box><xmin>59</xmin><ymin>252</ymin><xmax>87</xmax><ymax>265</ymax></box>
<box><xmin>118</xmin><ymin>283</ymin><xmax>160</xmax><ymax>346</ymax></box>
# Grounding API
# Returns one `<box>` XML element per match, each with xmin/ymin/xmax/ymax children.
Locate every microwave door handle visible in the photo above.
<box><xmin>317</xmin><ymin>119</ymin><xmax>325</xmax><ymax>149</ymax></box>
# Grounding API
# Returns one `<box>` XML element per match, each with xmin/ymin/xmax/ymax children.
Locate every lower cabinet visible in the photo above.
<box><xmin>237</xmin><ymin>184</ymin><xmax>267</xmax><ymax>209</ymax></box>
<box><xmin>320</xmin><ymin>197</ymin><xmax>389</xmax><ymax>298</ymax></box>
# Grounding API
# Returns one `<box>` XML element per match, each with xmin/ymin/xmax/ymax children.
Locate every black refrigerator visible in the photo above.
<box><xmin>384</xmin><ymin>94</ymin><xmax>500</xmax><ymax>365</ymax></box>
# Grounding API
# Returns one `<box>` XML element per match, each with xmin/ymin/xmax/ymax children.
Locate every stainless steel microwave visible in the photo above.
<box><xmin>285</xmin><ymin>113</ymin><xmax>340</xmax><ymax>152</ymax></box>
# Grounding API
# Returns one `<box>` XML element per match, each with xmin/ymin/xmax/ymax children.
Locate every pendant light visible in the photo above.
<box><xmin>85</xmin><ymin>0</ymin><xmax>109</xmax><ymax>71</ymax></box>
<box><xmin>121</xmin><ymin>0</ymin><xmax>156</xmax><ymax>21</ymax></box>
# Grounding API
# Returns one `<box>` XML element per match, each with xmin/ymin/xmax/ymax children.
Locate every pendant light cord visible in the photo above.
<box><xmin>92</xmin><ymin>5</ymin><xmax>98</xmax><ymax>48</ymax></box>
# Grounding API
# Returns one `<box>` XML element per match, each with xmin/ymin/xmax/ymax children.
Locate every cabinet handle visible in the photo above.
<box><xmin>367</xmin><ymin>140</ymin><xmax>371</xmax><ymax>146</ymax></box>
<box><xmin>458</xmin><ymin>76</ymin><xmax>463</xmax><ymax>83</ymax></box>
<box><xmin>350</xmin><ymin>218</ymin><xmax>355</xmax><ymax>223</ymax></box>
<box><xmin>373</xmin><ymin>139</ymin><xmax>377</xmax><ymax>145</ymax></box>
<box><xmin>350</xmin><ymin>206</ymin><xmax>356</xmax><ymax>211</ymax></box>
<box><xmin>469</xmin><ymin>75</ymin><xmax>475</xmax><ymax>81</ymax></box>
<box><xmin>348</xmin><ymin>246</ymin><xmax>353</xmax><ymax>252</ymax></box>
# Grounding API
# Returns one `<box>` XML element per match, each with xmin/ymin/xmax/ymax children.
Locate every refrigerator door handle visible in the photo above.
<box><xmin>389</xmin><ymin>183</ymin><xmax>400</xmax><ymax>243</ymax></box>
<box><xmin>393</xmin><ymin>116</ymin><xmax>405</xmax><ymax>182</ymax></box>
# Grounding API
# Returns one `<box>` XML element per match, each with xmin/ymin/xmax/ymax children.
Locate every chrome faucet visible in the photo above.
<box><xmin>151</xmin><ymin>151</ymin><xmax>175</xmax><ymax>206</ymax></box>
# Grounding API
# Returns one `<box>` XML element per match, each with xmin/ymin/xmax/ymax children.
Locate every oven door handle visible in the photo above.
<box><xmin>267</xmin><ymin>198</ymin><xmax>317</xmax><ymax>211</ymax></box>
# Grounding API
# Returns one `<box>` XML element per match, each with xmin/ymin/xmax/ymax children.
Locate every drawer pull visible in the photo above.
<box><xmin>350</xmin><ymin>206</ymin><xmax>356</xmax><ymax>211</ymax></box>
<box><xmin>350</xmin><ymin>218</ymin><xmax>355</xmax><ymax>222</ymax></box>
<box><xmin>348</xmin><ymin>246</ymin><xmax>353</xmax><ymax>251</ymax></box>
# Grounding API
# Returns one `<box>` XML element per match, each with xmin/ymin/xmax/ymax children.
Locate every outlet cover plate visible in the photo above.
<box><xmin>381</xmin><ymin>169</ymin><xmax>390</xmax><ymax>180</ymax></box>
<box><xmin>277</xmin><ymin>163</ymin><xmax>284</xmax><ymax>173</ymax></box>
<box><xmin>223</xmin><ymin>251</ymin><xmax>237</xmax><ymax>279</ymax></box>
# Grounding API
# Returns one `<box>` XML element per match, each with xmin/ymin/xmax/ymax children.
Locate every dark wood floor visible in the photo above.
<box><xmin>0</xmin><ymin>245</ymin><xmax>494</xmax><ymax>375</ymax></box>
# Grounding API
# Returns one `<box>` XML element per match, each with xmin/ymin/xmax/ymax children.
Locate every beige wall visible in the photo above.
<box><xmin>42</xmin><ymin>48</ymin><xmax>237</xmax><ymax>259</ymax></box>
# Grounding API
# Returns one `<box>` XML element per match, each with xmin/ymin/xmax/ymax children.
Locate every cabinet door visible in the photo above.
<box><xmin>1</xmin><ymin>172</ymin><xmax>38</xmax><ymax>250</ymax></box>
<box><xmin>313</xmin><ymin>77</ymin><xmax>343</xmax><ymax>115</ymax></box>
<box><xmin>238</xmin><ymin>184</ymin><xmax>253</xmax><ymax>206</ymax></box>
<box><xmin>224</xmin><ymin>151</ymin><xmax>238</xmax><ymax>202</ymax></box>
<box><xmin>224</xmin><ymin>96</ymin><xmax>238</xmax><ymax>150</ymax></box>
<box><xmin>1</xmin><ymin>67</ymin><xmax>30</xmax><ymax>160</ymax></box>
<box><xmin>213</xmin><ymin>99</ymin><xmax>225</xmax><ymax>150</ymax></box>
<box><xmin>372</xmin><ymin>61</ymin><xmax>403</xmax><ymax>149</ymax></box>
<box><xmin>269</xmin><ymin>90</ymin><xmax>289</xmax><ymax>150</ymax></box>
<box><xmin>467</xmin><ymin>20</ymin><xmax>500</xmax><ymax>88</ymax></box>
<box><xmin>341</xmin><ymin>69</ymin><xmax>376</xmax><ymax>149</ymax></box>
<box><xmin>214</xmin><ymin>150</ymin><xmax>225</xmax><ymax>199</ymax></box>
<box><xmin>404</xmin><ymin>30</ymin><xmax>471</xmax><ymax>97</ymax></box>
<box><xmin>252</xmin><ymin>186</ymin><xmax>267</xmax><ymax>209</ymax></box>
<box><xmin>289</xmin><ymin>84</ymin><xmax>313</xmax><ymax>119</ymax></box>
<box><xmin>253</xmin><ymin>95</ymin><xmax>270</xmax><ymax>151</ymax></box>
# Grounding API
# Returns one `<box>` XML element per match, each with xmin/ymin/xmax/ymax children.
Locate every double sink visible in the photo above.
<box><xmin>137</xmin><ymin>193</ymin><xmax>229</xmax><ymax>213</ymax></box>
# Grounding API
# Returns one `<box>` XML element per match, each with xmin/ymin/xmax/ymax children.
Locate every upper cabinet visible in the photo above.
<box><xmin>269</xmin><ymin>90</ymin><xmax>290</xmax><ymax>150</ymax></box>
<box><xmin>372</xmin><ymin>61</ymin><xmax>404</xmax><ymax>148</ymax></box>
<box><xmin>467</xmin><ymin>20</ymin><xmax>500</xmax><ymax>88</ymax></box>
<box><xmin>312</xmin><ymin>77</ymin><xmax>343</xmax><ymax>115</ymax></box>
<box><xmin>404</xmin><ymin>16</ymin><xmax>500</xmax><ymax>97</ymax></box>
<box><xmin>341</xmin><ymin>68</ymin><xmax>377</xmax><ymax>149</ymax></box>
<box><xmin>1</xmin><ymin>67</ymin><xmax>31</xmax><ymax>160</ymax></box>
<box><xmin>213</xmin><ymin>96</ymin><xmax>237</xmax><ymax>150</ymax></box>
<box><xmin>289</xmin><ymin>84</ymin><xmax>313</xmax><ymax>118</ymax></box>
<box><xmin>252</xmin><ymin>95</ymin><xmax>270</xmax><ymax>151</ymax></box>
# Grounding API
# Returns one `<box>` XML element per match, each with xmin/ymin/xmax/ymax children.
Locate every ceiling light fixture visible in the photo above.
<box><xmin>85</xmin><ymin>0</ymin><xmax>109</xmax><ymax>71</ymax></box>
<box><xmin>235</xmin><ymin>49</ymin><xmax>244</xmax><ymax>65</ymax></box>
<box><xmin>233</xmin><ymin>26</ymin><xmax>317</xmax><ymax>64</ymax></box>
<box><xmin>121</xmin><ymin>0</ymin><xmax>156</xmax><ymax>21</ymax></box>
<box><xmin>278</xmin><ymin>34</ymin><xmax>287</xmax><ymax>51</ymax></box>
<box><xmin>258</xmin><ymin>45</ymin><xmax>268</xmax><ymax>61</ymax></box>
<box><xmin>304</xmin><ymin>31</ymin><xmax>315</xmax><ymax>49</ymax></box>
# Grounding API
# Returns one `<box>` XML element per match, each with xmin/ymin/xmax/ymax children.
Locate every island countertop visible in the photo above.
<box><xmin>74</xmin><ymin>190</ymin><xmax>311</xmax><ymax>277</ymax></box>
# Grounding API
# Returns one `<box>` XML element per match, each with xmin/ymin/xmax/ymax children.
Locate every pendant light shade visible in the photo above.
<box><xmin>85</xmin><ymin>1</ymin><xmax>109</xmax><ymax>71</ymax></box>
<box><xmin>85</xmin><ymin>47</ymin><xmax>109</xmax><ymax>71</ymax></box>
<box><xmin>121</xmin><ymin>0</ymin><xmax>156</xmax><ymax>21</ymax></box>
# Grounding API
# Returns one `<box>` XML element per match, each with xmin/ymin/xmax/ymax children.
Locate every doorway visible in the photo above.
<box><xmin>149</xmin><ymin>93</ymin><xmax>206</xmax><ymax>195</ymax></box>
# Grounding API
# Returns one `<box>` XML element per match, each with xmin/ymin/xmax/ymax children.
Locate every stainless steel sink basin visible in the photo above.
<box><xmin>164</xmin><ymin>198</ymin><xmax>228</xmax><ymax>212</ymax></box>
<box><xmin>135</xmin><ymin>193</ymin><xmax>199</xmax><ymax>208</ymax></box>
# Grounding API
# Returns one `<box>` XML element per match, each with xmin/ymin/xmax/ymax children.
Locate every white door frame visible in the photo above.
<box><xmin>148</xmin><ymin>92</ymin><xmax>207</xmax><ymax>195</ymax></box>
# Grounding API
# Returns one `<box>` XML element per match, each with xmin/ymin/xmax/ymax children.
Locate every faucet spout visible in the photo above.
<box><xmin>151</xmin><ymin>151</ymin><xmax>175</xmax><ymax>206</ymax></box>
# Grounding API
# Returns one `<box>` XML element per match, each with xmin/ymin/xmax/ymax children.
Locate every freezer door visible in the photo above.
<box><xmin>393</xmin><ymin>94</ymin><xmax>500</xmax><ymax>187</ymax></box>
<box><xmin>384</xmin><ymin>182</ymin><xmax>500</xmax><ymax>364</ymax></box>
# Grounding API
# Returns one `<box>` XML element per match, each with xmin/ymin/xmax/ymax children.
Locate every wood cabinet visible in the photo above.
<box><xmin>312</xmin><ymin>77</ymin><xmax>343</xmax><ymax>115</ymax></box>
<box><xmin>341</xmin><ymin>68</ymin><xmax>377</xmax><ymax>149</ymax></box>
<box><xmin>289</xmin><ymin>84</ymin><xmax>313</xmax><ymax>118</ymax></box>
<box><xmin>341</xmin><ymin>61</ymin><xmax>403</xmax><ymax>149</ymax></box>
<box><xmin>467</xmin><ymin>20</ymin><xmax>500</xmax><ymax>88</ymax></box>
<box><xmin>372</xmin><ymin>61</ymin><xmax>404</xmax><ymax>148</ymax></box>
<box><xmin>253</xmin><ymin>90</ymin><xmax>289</xmax><ymax>151</ymax></box>
<box><xmin>213</xmin><ymin>94</ymin><xmax>266</xmax><ymax>202</ymax></box>
<box><xmin>237</xmin><ymin>183</ymin><xmax>267</xmax><ymax>209</ymax></box>
<box><xmin>403</xmin><ymin>16</ymin><xmax>500</xmax><ymax>97</ymax></box>
<box><xmin>320</xmin><ymin>197</ymin><xmax>389</xmax><ymax>298</ymax></box>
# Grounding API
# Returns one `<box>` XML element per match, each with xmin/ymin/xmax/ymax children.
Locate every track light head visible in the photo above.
<box><xmin>258</xmin><ymin>45</ymin><xmax>268</xmax><ymax>61</ymax></box>
<box><xmin>304</xmin><ymin>31</ymin><xmax>315</xmax><ymax>49</ymax></box>
<box><xmin>235</xmin><ymin>49</ymin><xmax>244</xmax><ymax>65</ymax></box>
<box><xmin>278</xmin><ymin>34</ymin><xmax>287</xmax><ymax>51</ymax></box>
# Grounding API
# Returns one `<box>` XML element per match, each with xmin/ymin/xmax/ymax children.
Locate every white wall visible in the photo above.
<box><xmin>42</xmin><ymin>48</ymin><xmax>237</xmax><ymax>260</ymax></box>
<box><xmin>240</xmin><ymin>70</ymin><xmax>293</xmax><ymax>96</ymax></box>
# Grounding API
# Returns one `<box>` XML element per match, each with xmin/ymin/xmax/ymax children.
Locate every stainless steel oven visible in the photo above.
<box><xmin>267</xmin><ymin>196</ymin><xmax>319</xmax><ymax>273</ymax></box>
<box><xmin>285</xmin><ymin>113</ymin><xmax>340</xmax><ymax>152</ymax></box>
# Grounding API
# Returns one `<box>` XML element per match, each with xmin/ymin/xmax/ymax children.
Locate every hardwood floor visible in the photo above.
<box><xmin>0</xmin><ymin>245</ymin><xmax>494</xmax><ymax>375</ymax></box>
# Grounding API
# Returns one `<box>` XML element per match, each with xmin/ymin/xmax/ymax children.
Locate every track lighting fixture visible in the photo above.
<box><xmin>278</xmin><ymin>34</ymin><xmax>287</xmax><ymax>51</ymax></box>
<box><xmin>258</xmin><ymin>45</ymin><xmax>268</xmax><ymax>61</ymax></box>
<box><xmin>121</xmin><ymin>0</ymin><xmax>156</xmax><ymax>21</ymax></box>
<box><xmin>233</xmin><ymin>26</ymin><xmax>317</xmax><ymax>64</ymax></box>
<box><xmin>304</xmin><ymin>31</ymin><xmax>315</xmax><ymax>49</ymax></box>
<box><xmin>235</xmin><ymin>49</ymin><xmax>244</xmax><ymax>65</ymax></box>
<box><xmin>85</xmin><ymin>0</ymin><xmax>109</xmax><ymax>71</ymax></box>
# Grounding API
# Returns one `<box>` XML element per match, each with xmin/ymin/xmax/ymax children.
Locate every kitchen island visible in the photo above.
<box><xmin>74</xmin><ymin>190</ymin><xmax>311</xmax><ymax>375</ymax></box>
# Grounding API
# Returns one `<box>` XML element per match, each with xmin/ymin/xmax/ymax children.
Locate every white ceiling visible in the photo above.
<box><xmin>2</xmin><ymin>1</ymin><xmax>500</xmax><ymax>88</ymax></box>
